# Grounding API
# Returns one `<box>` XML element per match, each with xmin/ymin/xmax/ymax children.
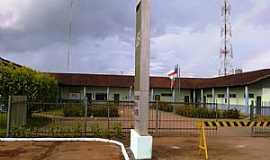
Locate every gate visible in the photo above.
<box><xmin>250</xmin><ymin>102</ymin><xmax>270</xmax><ymax>136</ymax></box>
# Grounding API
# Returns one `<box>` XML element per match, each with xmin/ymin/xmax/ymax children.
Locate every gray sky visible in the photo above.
<box><xmin>0</xmin><ymin>0</ymin><xmax>270</xmax><ymax>77</ymax></box>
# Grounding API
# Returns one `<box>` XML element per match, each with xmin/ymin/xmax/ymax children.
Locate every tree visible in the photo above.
<box><xmin>0</xmin><ymin>63</ymin><xmax>58</xmax><ymax>101</ymax></box>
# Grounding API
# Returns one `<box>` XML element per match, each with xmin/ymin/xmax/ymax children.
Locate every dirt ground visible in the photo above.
<box><xmin>0</xmin><ymin>142</ymin><xmax>122</xmax><ymax>160</ymax></box>
<box><xmin>152</xmin><ymin>136</ymin><xmax>270</xmax><ymax>160</ymax></box>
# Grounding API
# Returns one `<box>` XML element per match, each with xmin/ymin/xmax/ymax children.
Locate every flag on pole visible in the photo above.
<box><xmin>168</xmin><ymin>65</ymin><xmax>178</xmax><ymax>90</ymax></box>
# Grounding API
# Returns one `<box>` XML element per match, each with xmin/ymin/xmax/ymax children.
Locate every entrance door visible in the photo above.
<box><xmin>114</xmin><ymin>94</ymin><xmax>120</xmax><ymax>102</ymax></box>
<box><xmin>184</xmin><ymin>96</ymin><xmax>190</xmax><ymax>104</ymax></box>
<box><xmin>86</xmin><ymin>93</ymin><xmax>92</xmax><ymax>103</ymax></box>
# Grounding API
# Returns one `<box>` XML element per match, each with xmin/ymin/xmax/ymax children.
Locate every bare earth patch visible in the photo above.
<box><xmin>152</xmin><ymin>136</ymin><xmax>270</xmax><ymax>160</ymax></box>
<box><xmin>0</xmin><ymin>142</ymin><xmax>122</xmax><ymax>160</ymax></box>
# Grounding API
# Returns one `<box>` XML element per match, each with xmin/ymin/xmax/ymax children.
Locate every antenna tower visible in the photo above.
<box><xmin>67</xmin><ymin>0</ymin><xmax>74</xmax><ymax>72</ymax></box>
<box><xmin>219</xmin><ymin>0</ymin><xmax>234</xmax><ymax>76</ymax></box>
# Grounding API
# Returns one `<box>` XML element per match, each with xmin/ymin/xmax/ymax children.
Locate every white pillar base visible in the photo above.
<box><xmin>130</xmin><ymin>129</ymin><xmax>152</xmax><ymax>160</ymax></box>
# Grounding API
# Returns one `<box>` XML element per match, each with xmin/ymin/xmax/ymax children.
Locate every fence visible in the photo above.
<box><xmin>2</xmin><ymin>96</ymin><xmax>270</xmax><ymax>138</ymax></box>
<box><xmin>250</xmin><ymin>104</ymin><xmax>270</xmax><ymax>136</ymax></box>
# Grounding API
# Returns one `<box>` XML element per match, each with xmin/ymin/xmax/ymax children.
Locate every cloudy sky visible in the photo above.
<box><xmin>0</xmin><ymin>0</ymin><xmax>270</xmax><ymax>77</ymax></box>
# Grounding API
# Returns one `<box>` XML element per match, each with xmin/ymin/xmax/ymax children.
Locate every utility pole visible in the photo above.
<box><xmin>219</xmin><ymin>0</ymin><xmax>233</xmax><ymax>76</ymax></box>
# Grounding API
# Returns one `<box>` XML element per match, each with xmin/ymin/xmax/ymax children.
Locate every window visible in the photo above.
<box><xmin>249</xmin><ymin>94</ymin><xmax>254</xmax><ymax>98</ymax></box>
<box><xmin>155</xmin><ymin>95</ymin><xmax>160</xmax><ymax>101</ymax></box>
<box><xmin>218</xmin><ymin>94</ymin><xmax>225</xmax><ymax>98</ymax></box>
<box><xmin>69</xmin><ymin>93</ymin><xmax>81</xmax><ymax>100</ymax></box>
<box><xmin>95</xmin><ymin>93</ymin><xmax>107</xmax><ymax>101</ymax></box>
<box><xmin>244</xmin><ymin>93</ymin><xmax>255</xmax><ymax>98</ymax></box>
<box><xmin>114</xmin><ymin>94</ymin><xmax>120</xmax><ymax>102</ymax></box>
<box><xmin>161</xmin><ymin>93</ymin><xmax>172</xmax><ymax>97</ymax></box>
<box><xmin>184</xmin><ymin>96</ymin><xmax>190</xmax><ymax>103</ymax></box>
<box><xmin>207</xmin><ymin>94</ymin><xmax>212</xmax><ymax>98</ymax></box>
<box><xmin>230</xmin><ymin>94</ymin><xmax>236</xmax><ymax>98</ymax></box>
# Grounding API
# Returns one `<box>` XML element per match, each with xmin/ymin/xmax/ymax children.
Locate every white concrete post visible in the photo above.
<box><xmin>107</xmin><ymin>87</ymin><xmax>110</xmax><ymax>101</ymax></box>
<box><xmin>245</xmin><ymin>86</ymin><xmax>249</xmax><ymax>113</ymax></box>
<box><xmin>201</xmin><ymin>89</ymin><xmax>204</xmax><ymax>104</ymax></box>
<box><xmin>193</xmin><ymin>89</ymin><xmax>196</xmax><ymax>103</ymax></box>
<box><xmin>226</xmin><ymin>87</ymin><xmax>230</xmax><ymax>108</ymax></box>
<box><xmin>131</xmin><ymin>0</ymin><xmax>152</xmax><ymax>159</ymax></box>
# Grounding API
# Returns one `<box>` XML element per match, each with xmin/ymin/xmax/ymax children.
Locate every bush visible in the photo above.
<box><xmin>175</xmin><ymin>106</ymin><xmax>240</xmax><ymax>119</ymax></box>
<box><xmin>88</xmin><ymin>104</ymin><xmax>119</xmax><ymax>117</ymax></box>
<box><xmin>158</xmin><ymin>102</ymin><xmax>174</xmax><ymax>112</ymax></box>
<box><xmin>63</xmin><ymin>103</ymin><xmax>84</xmax><ymax>117</ymax></box>
<box><xmin>223</xmin><ymin>109</ymin><xmax>240</xmax><ymax>119</ymax></box>
<box><xmin>63</xmin><ymin>103</ymin><xmax>119</xmax><ymax>117</ymax></box>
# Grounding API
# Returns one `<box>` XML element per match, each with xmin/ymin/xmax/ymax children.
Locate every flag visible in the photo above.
<box><xmin>168</xmin><ymin>65</ymin><xmax>178</xmax><ymax>90</ymax></box>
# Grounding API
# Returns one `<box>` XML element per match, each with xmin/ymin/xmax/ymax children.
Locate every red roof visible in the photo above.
<box><xmin>49</xmin><ymin>69</ymin><xmax>270</xmax><ymax>89</ymax></box>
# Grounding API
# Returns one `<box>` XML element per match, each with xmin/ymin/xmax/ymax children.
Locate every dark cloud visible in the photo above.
<box><xmin>0</xmin><ymin>0</ymin><xmax>270</xmax><ymax>77</ymax></box>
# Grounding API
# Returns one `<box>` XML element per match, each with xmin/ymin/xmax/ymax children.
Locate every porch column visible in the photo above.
<box><xmin>226</xmin><ymin>87</ymin><xmax>230</xmax><ymax>108</ymax></box>
<box><xmin>193</xmin><ymin>89</ymin><xmax>196</xmax><ymax>103</ymax></box>
<box><xmin>212</xmin><ymin>88</ymin><xmax>215</xmax><ymax>104</ymax></box>
<box><xmin>151</xmin><ymin>88</ymin><xmax>154</xmax><ymax>101</ymax></box>
<box><xmin>107</xmin><ymin>87</ymin><xmax>110</xmax><ymax>101</ymax></box>
<box><xmin>129</xmin><ymin>86</ymin><xmax>133</xmax><ymax>101</ymax></box>
<box><xmin>245</xmin><ymin>86</ymin><xmax>249</xmax><ymax>113</ymax></box>
<box><xmin>201</xmin><ymin>89</ymin><xmax>204</xmax><ymax>104</ymax></box>
<box><xmin>83</xmin><ymin>87</ymin><xmax>86</xmax><ymax>98</ymax></box>
<box><xmin>172</xmin><ymin>89</ymin><xmax>176</xmax><ymax>102</ymax></box>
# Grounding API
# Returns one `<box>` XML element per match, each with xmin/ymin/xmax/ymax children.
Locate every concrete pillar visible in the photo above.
<box><xmin>226</xmin><ymin>87</ymin><xmax>230</xmax><ymax>108</ymax></box>
<box><xmin>133</xmin><ymin>0</ymin><xmax>151</xmax><ymax>135</ymax></box>
<box><xmin>212</xmin><ymin>88</ymin><xmax>215</xmax><ymax>104</ymax></box>
<box><xmin>151</xmin><ymin>88</ymin><xmax>154</xmax><ymax>101</ymax></box>
<box><xmin>201</xmin><ymin>89</ymin><xmax>204</xmax><ymax>104</ymax></box>
<box><xmin>107</xmin><ymin>87</ymin><xmax>110</xmax><ymax>101</ymax></box>
<box><xmin>83</xmin><ymin>87</ymin><xmax>86</xmax><ymax>97</ymax></box>
<box><xmin>131</xmin><ymin>1</ymin><xmax>152</xmax><ymax>159</ymax></box>
<box><xmin>193</xmin><ymin>89</ymin><xmax>196</xmax><ymax>103</ymax></box>
<box><xmin>129</xmin><ymin>86</ymin><xmax>133</xmax><ymax>101</ymax></box>
<box><xmin>245</xmin><ymin>86</ymin><xmax>249</xmax><ymax>113</ymax></box>
<box><xmin>172</xmin><ymin>89</ymin><xmax>176</xmax><ymax>102</ymax></box>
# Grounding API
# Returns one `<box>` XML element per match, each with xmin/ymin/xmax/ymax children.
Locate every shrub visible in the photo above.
<box><xmin>158</xmin><ymin>102</ymin><xmax>174</xmax><ymax>112</ymax></box>
<box><xmin>175</xmin><ymin>106</ymin><xmax>240</xmax><ymax>119</ymax></box>
<box><xmin>63</xmin><ymin>103</ymin><xmax>84</xmax><ymax>117</ymax></box>
<box><xmin>88</xmin><ymin>104</ymin><xmax>119</xmax><ymax>117</ymax></box>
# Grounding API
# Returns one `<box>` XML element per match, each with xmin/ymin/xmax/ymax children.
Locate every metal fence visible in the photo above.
<box><xmin>2</xmin><ymin>96</ymin><xmax>270</xmax><ymax>138</ymax></box>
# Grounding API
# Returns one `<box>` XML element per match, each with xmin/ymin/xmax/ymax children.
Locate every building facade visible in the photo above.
<box><xmin>50</xmin><ymin>69</ymin><xmax>270</xmax><ymax>113</ymax></box>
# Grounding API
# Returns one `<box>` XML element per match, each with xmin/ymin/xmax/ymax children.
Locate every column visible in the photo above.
<box><xmin>129</xmin><ymin>86</ymin><xmax>133</xmax><ymax>101</ymax></box>
<box><xmin>245</xmin><ymin>86</ymin><xmax>249</xmax><ymax>114</ymax></box>
<box><xmin>201</xmin><ymin>89</ymin><xmax>204</xmax><ymax>104</ymax></box>
<box><xmin>172</xmin><ymin>89</ymin><xmax>176</xmax><ymax>102</ymax></box>
<box><xmin>212</xmin><ymin>88</ymin><xmax>215</xmax><ymax>105</ymax></box>
<box><xmin>83</xmin><ymin>87</ymin><xmax>86</xmax><ymax>97</ymax></box>
<box><xmin>193</xmin><ymin>89</ymin><xmax>196</xmax><ymax>103</ymax></box>
<box><xmin>107</xmin><ymin>87</ymin><xmax>110</xmax><ymax>101</ymax></box>
<box><xmin>151</xmin><ymin>88</ymin><xmax>154</xmax><ymax>101</ymax></box>
<box><xmin>226</xmin><ymin>87</ymin><xmax>230</xmax><ymax>108</ymax></box>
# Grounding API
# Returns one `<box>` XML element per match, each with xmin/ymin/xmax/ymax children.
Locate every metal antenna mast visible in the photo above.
<box><xmin>219</xmin><ymin>0</ymin><xmax>234</xmax><ymax>76</ymax></box>
<box><xmin>67</xmin><ymin>0</ymin><xmax>74</xmax><ymax>72</ymax></box>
